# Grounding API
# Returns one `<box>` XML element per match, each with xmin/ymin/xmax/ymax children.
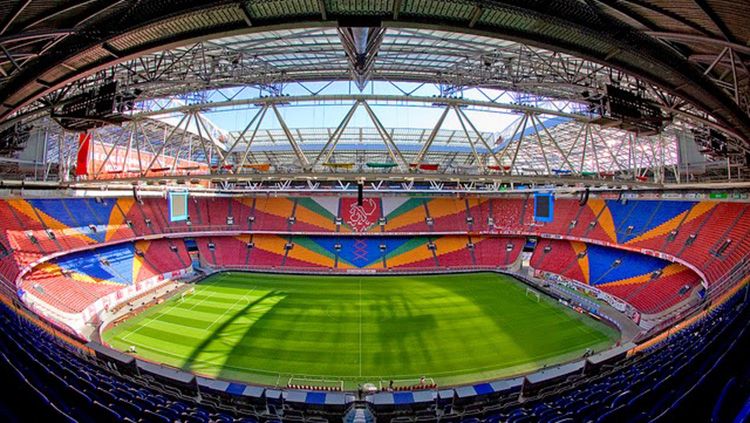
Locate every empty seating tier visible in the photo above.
<box><xmin>1</xmin><ymin>195</ymin><xmax>747</xmax><ymax>320</ymax></box>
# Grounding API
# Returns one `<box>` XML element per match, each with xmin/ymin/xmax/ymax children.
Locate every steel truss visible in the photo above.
<box><xmin>5</xmin><ymin>27</ymin><xmax>745</xmax><ymax>153</ymax></box>
<box><xmin>27</xmin><ymin>93</ymin><xmax>736</xmax><ymax>187</ymax></box>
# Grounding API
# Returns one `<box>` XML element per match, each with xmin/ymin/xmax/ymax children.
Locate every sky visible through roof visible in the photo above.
<box><xmin>191</xmin><ymin>81</ymin><xmax>568</xmax><ymax>137</ymax></box>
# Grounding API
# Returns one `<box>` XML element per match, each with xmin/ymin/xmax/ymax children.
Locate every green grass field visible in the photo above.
<box><xmin>103</xmin><ymin>272</ymin><xmax>619</xmax><ymax>388</ymax></box>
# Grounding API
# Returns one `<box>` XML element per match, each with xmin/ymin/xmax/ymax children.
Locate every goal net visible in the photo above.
<box><xmin>378</xmin><ymin>377</ymin><xmax>436</xmax><ymax>391</ymax></box>
<box><xmin>526</xmin><ymin>287</ymin><xmax>541</xmax><ymax>302</ymax></box>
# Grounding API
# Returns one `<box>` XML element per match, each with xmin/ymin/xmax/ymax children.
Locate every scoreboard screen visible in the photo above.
<box><xmin>169</xmin><ymin>191</ymin><xmax>188</xmax><ymax>222</ymax></box>
<box><xmin>534</xmin><ymin>192</ymin><xmax>554</xmax><ymax>223</ymax></box>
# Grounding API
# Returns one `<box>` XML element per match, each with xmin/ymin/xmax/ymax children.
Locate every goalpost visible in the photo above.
<box><xmin>526</xmin><ymin>287</ymin><xmax>541</xmax><ymax>302</ymax></box>
<box><xmin>179</xmin><ymin>287</ymin><xmax>196</xmax><ymax>302</ymax></box>
<box><xmin>378</xmin><ymin>377</ymin><xmax>436</xmax><ymax>391</ymax></box>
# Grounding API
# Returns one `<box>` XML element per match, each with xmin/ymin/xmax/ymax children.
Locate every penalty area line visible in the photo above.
<box><xmin>120</xmin><ymin>277</ymin><xmax>225</xmax><ymax>343</ymax></box>
<box><xmin>204</xmin><ymin>287</ymin><xmax>256</xmax><ymax>332</ymax></box>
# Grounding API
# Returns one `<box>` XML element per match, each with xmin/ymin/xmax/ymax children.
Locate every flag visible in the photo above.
<box><xmin>75</xmin><ymin>132</ymin><xmax>92</xmax><ymax>176</ymax></box>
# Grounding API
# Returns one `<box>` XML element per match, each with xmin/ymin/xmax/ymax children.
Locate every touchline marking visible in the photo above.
<box><xmin>115</xmin><ymin>338</ymin><xmax>600</xmax><ymax>381</ymax></box>
<box><xmin>204</xmin><ymin>287</ymin><xmax>256</xmax><ymax>331</ymax></box>
<box><xmin>121</xmin><ymin>278</ymin><xmax>225</xmax><ymax>342</ymax></box>
<box><xmin>114</xmin><ymin>275</ymin><xmax>612</xmax><ymax>383</ymax></box>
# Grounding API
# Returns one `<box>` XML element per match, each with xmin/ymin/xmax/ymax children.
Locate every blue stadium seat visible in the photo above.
<box><xmin>92</xmin><ymin>400</ymin><xmax>123</xmax><ymax>422</ymax></box>
<box><xmin>0</xmin><ymin>269</ymin><xmax>747</xmax><ymax>423</ymax></box>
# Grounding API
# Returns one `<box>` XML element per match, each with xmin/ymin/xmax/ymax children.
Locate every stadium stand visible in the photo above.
<box><xmin>472</xmin><ymin>236</ymin><xmax>524</xmax><ymax>268</ymax></box>
<box><xmin>254</xmin><ymin>197</ymin><xmax>295</xmax><ymax>232</ymax></box>
<box><xmin>245</xmin><ymin>235</ymin><xmax>287</xmax><ymax>268</ymax></box>
<box><xmin>0</xmin><ymin>193</ymin><xmax>746</xmax><ymax>423</ymax></box>
<box><xmin>3</xmin><ymin>195</ymin><xmax>746</xmax><ymax>255</ymax></box>
<box><xmin>3</xmin><ymin>196</ymin><xmax>749</xmax><ymax>318</ymax></box>
<box><xmin>195</xmin><ymin>234</ymin><xmax>521</xmax><ymax>272</ymax></box>
<box><xmin>426</xmin><ymin>198</ymin><xmax>469</xmax><ymax>232</ymax></box>
<box><xmin>382</xmin><ymin>198</ymin><xmax>431</xmax><ymax>232</ymax></box>
<box><xmin>530</xmin><ymin>239</ymin><xmax>589</xmax><ymax>284</ymax></box>
<box><xmin>3</xmin><ymin>3</ymin><xmax>750</xmax><ymax>419</ymax></box>
<box><xmin>19</xmin><ymin>240</ymin><xmax>191</xmax><ymax>316</ymax></box>
<box><xmin>0</xmin><ymin>195</ymin><xmax>747</xmax><ymax>418</ymax></box>
<box><xmin>530</xmin><ymin>239</ymin><xmax>704</xmax><ymax>314</ymax></box>
<box><xmin>229</xmin><ymin>198</ymin><xmax>253</xmax><ymax>231</ymax></box>
<box><xmin>293</xmin><ymin>198</ymin><xmax>338</xmax><ymax>232</ymax></box>
<box><xmin>602</xmin><ymin>269</ymin><xmax>703</xmax><ymax>314</ymax></box>
<box><xmin>4</xmin><ymin>199</ymin><xmax>72</xmax><ymax>254</ymax></box>
<box><xmin>490</xmin><ymin>198</ymin><xmax>525</xmax><ymax>230</ymax></box>
<box><xmin>0</xmin><ymin>274</ymin><xmax>746</xmax><ymax>423</ymax></box>
<box><xmin>286</xmin><ymin>236</ymin><xmax>337</xmax><ymax>269</ymax></box>
<box><xmin>434</xmin><ymin>236</ymin><xmax>473</xmax><ymax>268</ymax></box>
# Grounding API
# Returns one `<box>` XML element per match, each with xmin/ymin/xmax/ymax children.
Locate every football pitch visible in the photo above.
<box><xmin>103</xmin><ymin>272</ymin><xmax>619</xmax><ymax>388</ymax></box>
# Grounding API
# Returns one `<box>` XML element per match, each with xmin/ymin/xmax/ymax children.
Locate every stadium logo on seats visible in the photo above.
<box><xmin>345</xmin><ymin>198</ymin><xmax>379</xmax><ymax>232</ymax></box>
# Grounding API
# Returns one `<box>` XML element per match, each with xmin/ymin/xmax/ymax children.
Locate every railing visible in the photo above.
<box><xmin>635</xmin><ymin>263</ymin><xmax>750</xmax><ymax>342</ymax></box>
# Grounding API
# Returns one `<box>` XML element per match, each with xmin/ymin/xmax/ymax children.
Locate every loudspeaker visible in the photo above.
<box><xmin>579</xmin><ymin>187</ymin><xmax>590</xmax><ymax>206</ymax></box>
<box><xmin>357</xmin><ymin>183</ymin><xmax>363</xmax><ymax>206</ymax></box>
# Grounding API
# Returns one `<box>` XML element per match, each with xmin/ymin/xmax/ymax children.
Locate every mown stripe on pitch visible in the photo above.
<box><xmin>105</xmin><ymin>271</ymin><xmax>618</xmax><ymax>382</ymax></box>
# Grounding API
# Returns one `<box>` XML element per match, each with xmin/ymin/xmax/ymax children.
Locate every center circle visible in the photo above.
<box><xmin>103</xmin><ymin>272</ymin><xmax>618</xmax><ymax>389</ymax></box>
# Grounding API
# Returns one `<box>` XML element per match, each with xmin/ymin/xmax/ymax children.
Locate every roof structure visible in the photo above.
<box><xmin>0</xmin><ymin>0</ymin><xmax>747</xmax><ymax>189</ymax></box>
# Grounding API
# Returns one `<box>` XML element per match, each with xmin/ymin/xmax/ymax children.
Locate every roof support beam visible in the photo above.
<box><xmin>194</xmin><ymin>113</ymin><xmax>227</xmax><ymax>163</ymax></box>
<box><xmin>532</xmin><ymin>114</ymin><xmax>576</xmax><ymax>172</ymax></box>
<box><xmin>587</xmin><ymin>125</ymin><xmax>601</xmax><ymax>174</ymax></box>
<box><xmin>594</xmin><ymin>127</ymin><xmax>628</xmax><ymax>171</ymax></box>
<box><xmin>313</xmin><ymin>100</ymin><xmax>360</xmax><ymax>167</ymax></box>
<box><xmin>454</xmin><ymin>105</ymin><xmax>502</xmax><ymax>168</ymax></box>
<box><xmin>414</xmin><ymin>105</ymin><xmax>450</xmax><ymax>165</ymax></box>
<box><xmin>191</xmin><ymin>112</ymin><xmax>214</xmax><ymax>168</ymax></box>
<box><xmin>236</xmin><ymin>105</ymin><xmax>269</xmax><ymax>172</ymax></box>
<box><xmin>495</xmin><ymin>115</ymin><xmax>524</xmax><ymax>166</ymax></box>
<box><xmin>578</xmin><ymin>124</ymin><xmax>589</xmax><ymax>173</ymax></box>
<box><xmin>509</xmin><ymin>114</ymin><xmax>530</xmax><ymax>175</ymax></box>
<box><xmin>271</xmin><ymin>103</ymin><xmax>310</xmax><ymax>169</ymax></box>
<box><xmin>529</xmin><ymin>114</ymin><xmax>552</xmax><ymax>175</ymax></box>
<box><xmin>0</xmin><ymin>44</ymin><xmax>21</xmax><ymax>72</ymax></box>
<box><xmin>691</xmin><ymin>0</ymin><xmax>739</xmax><ymax>44</ymax></box>
<box><xmin>317</xmin><ymin>0</ymin><xmax>327</xmax><ymax>20</ymax></box>
<box><xmin>136</xmin><ymin>120</ymin><xmax>166</xmax><ymax>168</ymax></box>
<box><xmin>141</xmin><ymin>113</ymin><xmax>188</xmax><ymax>176</ymax></box>
<box><xmin>453</xmin><ymin>106</ymin><xmax>484</xmax><ymax>172</ymax></box>
<box><xmin>169</xmin><ymin>120</ymin><xmax>192</xmax><ymax>173</ymax></box>
<box><xmin>74</xmin><ymin>0</ymin><xmax>126</xmax><ymax>28</ymax></box>
<box><xmin>361</xmin><ymin>100</ymin><xmax>409</xmax><ymax>171</ymax></box>
<box><xmin>92</xmin><ymin>122</ymin><xmax>130</xmax><ymax>178</ymax></box>
<box><xmin>217</xmin><ymin>105</ymin><xmax>265</xmax><ymax>171</ymax></box>
<box><xmin>0</xmin><ymin>0</ymin><xmax>32</xmax><ymax>35</ymax></box>
<box><xmin>468</xmin><ymin>5</ymin><xmax>483</xmax><ymax>28</ymax></box>
<box><xmin>702</xmin><ymin>47</ymin><xmax>729</xmax><ymax>76</ymax></box>
<box><xmin>644</xmin><ymin>32</ymin><xmax>750</xmax><ymax>55</ymax></box>
<box><xmin>728</xmin><ymin>48</ymin><xmax>740</xmax><ymax>105</ymax></box>
<box><xmin>564</xmin><ymin>122</ymin><xmax>586</xmax><ymax>170</ymax></box>
<box><xmin>239</xmin><ymin>4</ymin><xmax>252</xmax><ymax>27</ymax></box>
<box><xmin>337</xmin><ymin>27</ymin><xmax>386</xmax><ymax>91</ymax></box>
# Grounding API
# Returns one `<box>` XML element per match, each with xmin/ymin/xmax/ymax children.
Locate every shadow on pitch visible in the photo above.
<box><xmin>180</xmin><ymin>289</ymin><xmax>286</xmax><ymax>374</ymax></box>
<box><xmin>216</xmin><ymin>288</ymin><xmax>358</xmax><ymax>380</ymax></box>
<box><xmin>432</xmin><ymin>272</ymin><xmax>602</xmax><ymax>368</ymax></box>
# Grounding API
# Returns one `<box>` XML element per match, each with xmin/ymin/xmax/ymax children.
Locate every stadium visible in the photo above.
<box><xmin>0</xmin><ymin>1</ymin><xmax>748</xmax><ymax>422</ymax></box>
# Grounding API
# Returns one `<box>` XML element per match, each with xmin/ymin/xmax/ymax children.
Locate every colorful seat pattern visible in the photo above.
<box><xmin>1</xmin><ymin>195</ymin><xmax>747</xmax><ymax>316</ymax></box>
<box><xmin>530</xmin><ymin>239</ymin><xmax>703</xmax><ymax>314</ymax></box>
<box><xmin>20</xmin><ymin>240</ymin><xmax>190</xmax><ymax>314</ymax></box>
<box><xmin>194</xmin><ymin>235</ymin><xmax>523</xmax><ymax>271</ymax></box>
